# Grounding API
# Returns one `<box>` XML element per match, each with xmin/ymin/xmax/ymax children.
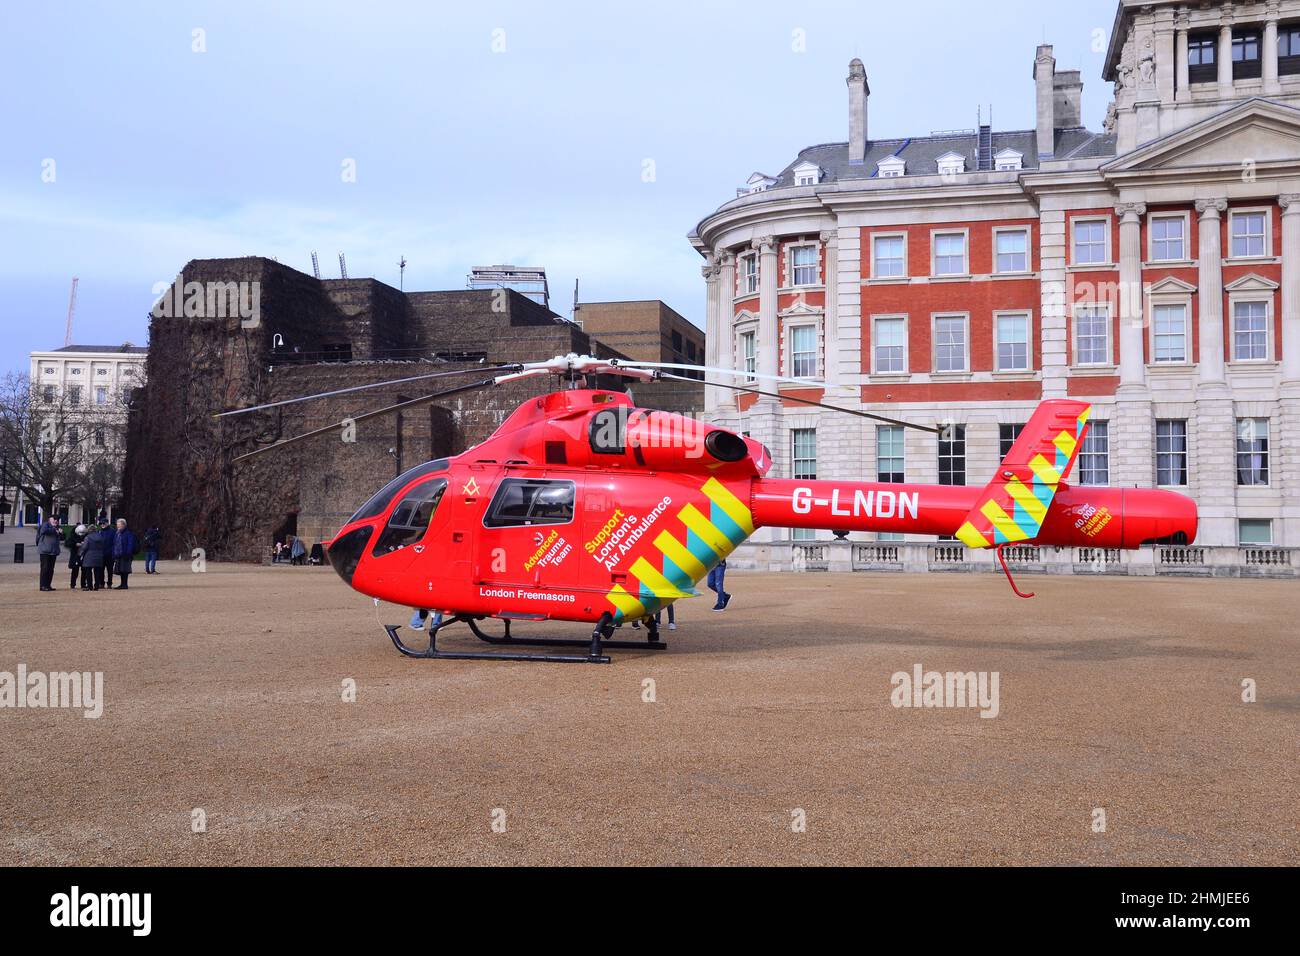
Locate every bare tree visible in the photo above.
<box><xmin>0</xmin><ymin>372</ymin><xmax>127</xmax><ymax>518</ymax></box>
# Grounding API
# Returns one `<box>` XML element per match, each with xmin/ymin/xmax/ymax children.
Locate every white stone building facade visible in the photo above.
<box><xmin>690</xmin><ymin>0</ymin><xmax>1300</xmax><ymax>577</ymax></box>
<box><xmin>18</xmin><ymin>344</ymin><xmax>148</xmax><ymax>527</ymax></box>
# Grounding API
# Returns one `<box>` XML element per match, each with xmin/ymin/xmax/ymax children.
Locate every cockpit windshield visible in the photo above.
<box><xmin>371</xmin><ymin>478</ymin><xmax>448</xmax><ymax>556</ymax></box>
<box><xmin>348</xmin><ymin>459</ymin><xmax>448</xmax><ymax>524</ymax></box>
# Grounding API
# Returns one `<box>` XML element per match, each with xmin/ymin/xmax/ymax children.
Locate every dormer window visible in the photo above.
<box><xmin>993</xmin><ymin>148</ymin><xmax>1022</xmax><ymax>171</ymax></box>
<box><xmin>877</xmin><ymin>155</ymin><xmax>905</xmax><ymax>178</ymax></box>
<box><xmin>792</xmin><ymin>161</ymin><xmax>821</xmax><ymax>186</ymax></box>
<box><xmin>936</xmin><ymin>151</ymin><xmax>965</xmax><ymax>176</ymax></box>
<box><xmin>739</xmin><ymin>172</ymin><xmax>778</xmax><ymax>196</ymax></box>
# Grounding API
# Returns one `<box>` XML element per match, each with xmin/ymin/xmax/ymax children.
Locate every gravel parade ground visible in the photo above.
<box><xmin>1</xmin><ymin>561</ymin><xmax>1296</xmax><ymax>866</ymax></box>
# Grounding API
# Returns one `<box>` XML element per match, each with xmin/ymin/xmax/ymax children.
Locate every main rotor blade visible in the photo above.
<box><xmin>609</xmin><ymin>358</ymin><xmax>821</xmax><ymax>389</ymax></box>
<box><xmin>657</xmin><ymin>372</ymin><xmax>941</xmax><ymax>434</ymax></box>
<box><xmin>230</xmin><ymin>377</ymin><xmax>498</xmax><ymax>464</ymax></box>
<box><xmin>214</xmin><ymin>364</ymin><xmax>521</xmax><ymax>418</ymax></box>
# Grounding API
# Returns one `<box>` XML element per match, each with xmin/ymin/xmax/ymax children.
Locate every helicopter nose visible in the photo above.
<box><xmin>326</xmin><ymin>525</ymin><xmax>373</xmax><ymax>586</ymax></box>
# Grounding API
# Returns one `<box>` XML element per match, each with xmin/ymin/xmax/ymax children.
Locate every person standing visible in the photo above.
<box><xmin>707</xmin><ymin>558</ymin><xmax>731</xmax><ymax>611</ymax></box>
<box><xmin>143</xmin><ymin>525</ymin><xmax>161</xmax><ymax>574</ymax></box>
<box><xmin>68</xmin><ymin>523</ymin><xmax>88</xmax><ymax>590</ymax></box>
<box><xmin>36</xmin><ymin>515</ymin><xmax>62</xmax><ymax>592</ymax></box>
<box><xmin>112</xmin><ymin>518</ymin><xmax>137</xmax><ymax>590</ymax></box>
<box><xmin>80</xmin><ymin>523</ymin><xmax>108</xmax><ymax>591</ymax></box>
<box><xmin>101</xmin><ymin>520</ymin><xmax>117</xmax><ymax>589</ymax></box>
<box><xmin>290</xmin><ymin>535</ymin><xmax>306</xmax><ymax>566</ymax></box>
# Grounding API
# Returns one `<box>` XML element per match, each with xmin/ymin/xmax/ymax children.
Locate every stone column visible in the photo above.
<box><xmin>1282</xmin><ymin>196</ymin><xmax>1300</xmax><ymax>381</ymax></box>
<box><xmin>1039</xmin><ymin>209</ymin><xmax>1069</xmax><ymax>399</ymax></box>
<box><xmin>1114</xmin><ymin>202</ymin><xmax>1153</xmax><ymax>491</ymax></box>
<box><xmin>1217</xmin><ymin>14</ymin><xmax>1234</xmax><ymax>93</ymax></box>
<box><xmin>1196</xmin><ymin>198</ymin><xmax>1228</xmax><ymax>383</ymax></box>
<box><xmin>1175</xmin><ymin>7</ymin><xmax>1190</xmax><ymax>100</ymax></box>
<box><xmin>1116</xmin><ymin>203</ymin><xmax>1147</xmax><ymax>387</ymax></box>
<box><xmin>715</xmin><ymin>251</ymin><xmax>737</xmax><ymax>411</ymax></box>
<box><xmin>1279</xmin><ymin>195</ymin><xmax>1300</xmax><ymax>546</ymax></box>
<box><xmin>820</xmin><ymin>229</ymin><xmax>839</xmax><ymax>386</ymax></box>
<box><xmin>1264</xmin><ymin>1</ymin><xmax>1281</xmax><ymax>94</ymax></box>
<box><xmin>756</xmin><ymin>236</ymin><xmax>779</xmax><ymax>380</ymax></box>
<box><xmin>701</xmin><ymin>253</ymin><xmax>722</xmax><ymax>413</ymax></box>
<box><xmin>1193</xmin><ymin>198</ymin><xmax>1235</xmax><ymax>547</ymax></box>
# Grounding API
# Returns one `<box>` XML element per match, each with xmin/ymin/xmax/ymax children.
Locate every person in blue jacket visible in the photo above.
<box><xmin>112</xmin><ymin>519</ymin><xmax>138</xmax><ymax>590</ymax></box>
<box><xmin>101</xmin><ymin>520</ymin><xmax>117</xmax><ymax>589</ymax></box>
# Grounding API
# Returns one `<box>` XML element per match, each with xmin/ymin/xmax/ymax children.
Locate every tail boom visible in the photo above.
<box><xmin>750</xmin><ymin>478</ymin><xmax>1197</xmax><ymax>549</ymax></box>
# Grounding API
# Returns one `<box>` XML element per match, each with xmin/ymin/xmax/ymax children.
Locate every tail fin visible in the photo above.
<box><xmin>955</xmin><ymin>400</ymin><xmax>1092</xmax><ymax>549</ymax></box>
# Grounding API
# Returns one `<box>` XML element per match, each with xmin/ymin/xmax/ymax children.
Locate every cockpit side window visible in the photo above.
<box><xmin>348</xmin><ymin>459</ymin><xmax>448</xmax><ymax>523</ymax></box>
<box><xmin>483</xmin><ymin>478</ymin><xmax>576</xmax><ymax>528</ymax></box>
<box><xmin>371</xmin><ymin>478</ymin><xmax>448</xmax><ymax>556</ymax></box>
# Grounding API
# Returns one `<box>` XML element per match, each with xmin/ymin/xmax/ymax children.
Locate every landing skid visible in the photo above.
<box><xmin>383</xmin><ymin>611</ymin><xmax>667</xmax><ymax>663</ymax></box>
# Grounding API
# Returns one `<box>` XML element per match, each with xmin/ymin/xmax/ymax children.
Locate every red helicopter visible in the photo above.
<box><xmin>225</xmin><ymin>354</ymin><xmax>1198</xmax><ymax>663</ymax></box>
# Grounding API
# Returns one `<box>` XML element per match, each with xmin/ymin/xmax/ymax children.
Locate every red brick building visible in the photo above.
<box><xmin>690</xmin><ymin>0</ymin><xmax>1300</xmax><ymax>576</ymax></box>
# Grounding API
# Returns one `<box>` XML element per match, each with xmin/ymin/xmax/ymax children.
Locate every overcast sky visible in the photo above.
<box><xmin>0</xmin><ymin>0</ymin><xmax>1118</xmax><ymax>374</ymax></box>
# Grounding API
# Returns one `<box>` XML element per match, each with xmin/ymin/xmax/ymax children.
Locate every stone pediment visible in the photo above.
<box><xmin>1103</xmin><ymin>99</ymin><xmax>1300</xmax><ymax>174</ymax></box>
<box><xmin>779</xmin><ymin>300</ymin><xmax>823</xmax><ymax>318</ymax></box>
<box><xmin>1224</xmin><ymin>272</ymin><xmax>1280</xmax><ymax>292</ymax></box>
<box><xmin>1146</xmin><ymin>275</ymin><xmax>1196</xmax><ymax>294</ymax></box>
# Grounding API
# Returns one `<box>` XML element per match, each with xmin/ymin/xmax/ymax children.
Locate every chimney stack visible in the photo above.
<box><xmin>1053</xmin><ymin>69</ymin><xmax>1083</xmax><ymax>128</ymax></box>
<box><xmin>1034</xmin><ymin>44</ymin><xmax>1056</xmax><ymax>159</ymax></box>
<box><xmin>847</xmin><ymin>58</ymin><xmax>869</xmax><ymax>164</ymax></box>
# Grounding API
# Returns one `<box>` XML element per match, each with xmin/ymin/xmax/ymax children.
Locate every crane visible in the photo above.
<box><xmin>63</xmin><ymin>277</ymin><xmax>79</xmax><ymax>347</ymax></box>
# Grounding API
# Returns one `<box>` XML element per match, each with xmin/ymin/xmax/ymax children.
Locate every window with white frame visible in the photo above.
<box><xmin>94</xmin><ymin>386</ymin><xmax>108</xmax><ymax>405</ymax></box>
<box><xmin>872</xmin><ymin>234</ymin><xmax>905</xmax><ymax>278</ymax></box>
<box><xmin>738</xmin><ymin>330</ymin><xmax>756</xmax><ymax>378</ymax></box>
<box><xmin>42</xmin><ymin>385</ymin><xmax>55</xmax><ymax>403</ymax></box>
<box><xmin>995</xmin><ymin>313</ymin><xmax>1030</xmax><ymax>371</ymax></box>
<box><xmin>1238</xmin><ymin>518</ymin><xmax>1273</xmax><ymax>545</ymax></box>
<box><xmin>1236</xmin><ymin>418</ymin><xmax>1269</xmax><ymax>486</ymax></box>
<box><xmin>938</xmin><ymin>424</ymin><xmax>966</xmax><ymax>485</ymax></box>
<box><xmin>1074</xmin><ymin>304</ymin><xmax>1110</xmax><ymax>365</ymax></box>
<box><xmin>1232</xmin><ymin>300</ymin><xmax>1269</xmax><ymax>360</ymax></box>
<box><xmin>790</xmin><ymin>325</ymin><xmax>817</xmax><ymax>378</ymax></box>
<box><xmin>1072</xmin><ymin>219</ymin><xmax>1107</xmax><ymax>265</ymax></box>
<box><xmin>998</xmin><ymin>423</ymin><xmax>1024</xmax><ymax>459</ymax></box>
<box><xmin>1077</xmin><ymin>422</ymin><xmax>1109</xmax><ymax>485</ymax></box>
<box><xmin>791</xmin><ymin>428</ymin><xmax>817</xmax><ymax>480</ymax></box>
<box><xmin>1155</xmin><ymin>420</ymin><xmax>1188</xmax><ymax>486</ymax></box>
<box><xmin>994</xmin><ymin>229</ymin><xmax>1028</xmax><ymax>273</ymax></box>
<box><xmin>1152</xmin><ymin>304</ymin><xmax>1188</xmax><ymax>363</ymax></box>
<box><xmin>789</xmin><ymin>245</ymin><xmax>818</xmax><ymax>286</ymax></box>
<box><xmin>877</xmin><ymin>425</ymin><xmax>905</xmax><ymax>483</ymax></box>
<box><xmin>741</xmin><ymin>255</ymin><xmax>758</xmax><ymax>294</ymax></box>
<box><xmin>933</xmin><ymin>315</ymin><xmax>968</xmax><ymax>372</ymax></box>
<box><xmin>1149</xmin><ymin>214</ymin><xmax>1186</xmax><ymax>261</ymax></box>
<box><xmin>936</xmin><ymin>152</ymin><xmax>965</xmax><ymax>176</ymax></box>
<box><xmin>873</xmin><ymin>316</ymin><xmax>907</xmax><ymax>373</ymax></box>
<box><xmin>933</xmin><ymin>232</ymin><xmax>966</xmax><ymax>276</ymax></box>
<box><xmin>994</xmin><ymin>149</ymin><xmax>1023</xmax><ymax>171</ymax></box>
<box><xmin>877</xmin><ymin>156</ymin><xmax>905</xmax><ymax>178</ymax></box>
<box><xmin>1229</xmin><ymin>210</ymin><xmax>1268</xmax><ymax>258</ymax></box>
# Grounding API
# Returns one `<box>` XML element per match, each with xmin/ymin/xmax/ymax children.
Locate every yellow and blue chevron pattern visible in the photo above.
<box><xmin>604</xmin><ymin>477</ymin><xmax>753</xmax><ymax>622</ymax></box>
<box><xmin>956</xmin><ymin>403</ymin><xmax>1091</xmax><ymax>549</ymax></box>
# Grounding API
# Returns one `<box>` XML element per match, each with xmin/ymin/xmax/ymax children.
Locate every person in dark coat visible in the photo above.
<box><xmin>143</xmin><ymin>526</ymin><xmax>161</xmax><ymax>573</ymax></box>
<box><xmin>36</xmin><ymin>516</ymin><xmax>62</xmax><ymax>592</ymax></box>
<box><xmin>112</xmin><ymin>519</ymin><xmax>138</xmax><ymax>590</ymax></box>
<box><xmin>101</xmin><ymin>521</ymin><xmax>117</xmax><ymax>588</ymax></box>
<box><xmin>68</xmin><ymin>523</ymin><xmax>88</xmax><ymax>590</ymax></box>
<box><xmin>80</xmin><ymin>523</ymin><xmax>108</xmax><ymax>591</ymax></box>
